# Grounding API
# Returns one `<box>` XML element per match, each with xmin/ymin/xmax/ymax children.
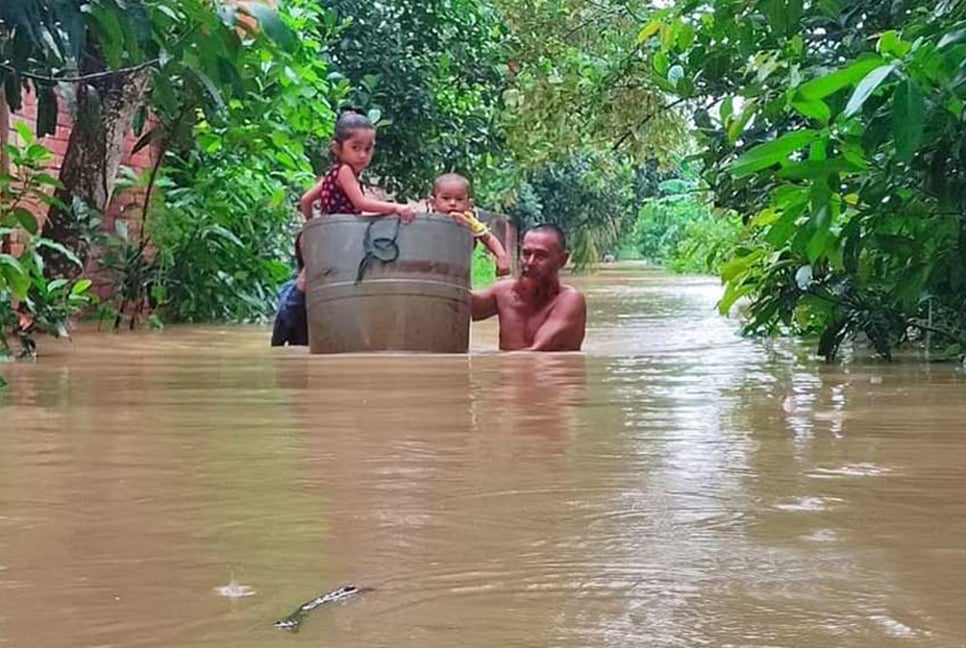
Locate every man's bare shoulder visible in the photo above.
<box><xmin>555</xmin><ymin>284</ymin><xmax>586</xmax><ymax>309</ymax></box>
<box><xmin>489</xmin><ymin>278</ymin><xmax>518</xmax><ymax>299</ymax></box>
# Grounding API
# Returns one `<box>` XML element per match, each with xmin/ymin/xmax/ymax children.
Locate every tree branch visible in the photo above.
<box><xmin>0</xmin><ymin>59</ymin><xmax>161</xmax><ymax>85</ymax></box>
<box><xmin>610</xmin><ymin>95</ymin><xmax>692</xmax><ymax>151</ymax></box>
<box><xmin>906</xmin><ymin>319</ymin><xmax>966</xmax><ymax>347</ymax></box>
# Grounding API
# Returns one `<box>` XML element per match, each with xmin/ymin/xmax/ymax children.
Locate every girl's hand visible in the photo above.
<box><xmin>496</xmin><ymin>255</ymin><xmax>511</xmax><ymax>276</ymax></box>
<box><xmin>396</xmin><ymin>204</ymin><xmax>416</xmax><ymax>224</ymax></box>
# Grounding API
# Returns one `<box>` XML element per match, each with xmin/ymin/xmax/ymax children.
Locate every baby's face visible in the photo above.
<box><xmin>431</xmin><ymin>180</ymin><xmax>472</xmax><ymax>214</ymax></box>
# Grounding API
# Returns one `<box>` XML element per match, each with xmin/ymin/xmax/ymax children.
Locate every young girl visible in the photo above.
<box><xmin>274</xmin><ymin>111</ymin><xmax>414</xmax><ymax>348</ymax></box>
<box><xmin>300</xmin><ymin>110</ymin><xmax>415</xmax><ymax>221</ymax></box>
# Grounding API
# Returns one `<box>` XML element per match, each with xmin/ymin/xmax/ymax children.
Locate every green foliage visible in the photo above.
<box><xmin>471</xmin><ymin>244</ymin><xmax>497</xmax><ymax>289</ymax></box>
<box><xmin>625</xmin><ymin>172</ymin><xmax>741</xmax><ymax>274</ymax></box>
<box><xmin>645</xmin><ymin>0</ymin><xmax>966</xmax><ymax>360</ymax></box>
<box><xmin>670</xmin><ymin>211</ymin><xmax>745</xmax><ymax>275</ymax></box>
<box><xmin>507</xmin><ymin>151</ymin><xmax>637</xmax><ymax>270</ymax></box>
<box><xmin>494</xmin><ymin>0</ymin><xmax>686</xmax><ymax>166</ymax></box>
<box><xmin>0</xmin><ymin>0</ymin><xmax>297</xmax><ymax>136</ymax></box>
<box><xmin>324</xmin><ymin>0</ymin><xmax>508</xmax><ymax>200</ymax></box>
<box><xmin>1</xmin><ymin>129</ymin><xmax>92</xmax><ymax>362</ymax></box>
<box><xmin>488</xmin><ymin>1</ymin><xmax>692</xmax><ymax>272</ymax></box>
<box><xmin>122</xmin><ymin>0</ymin><xmax>342</xmax><ymax>324</ymax></box>
<box><xmin>149</xmin><ymin>154</ymin><xmax>295</xmax><ymax>323</ymax></box>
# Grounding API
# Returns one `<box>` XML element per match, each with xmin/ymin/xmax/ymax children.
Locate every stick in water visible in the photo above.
<box><xmin>273</xmin><ymin>584</ymin><xmax>369</xmax><ymax>632</ymax></box>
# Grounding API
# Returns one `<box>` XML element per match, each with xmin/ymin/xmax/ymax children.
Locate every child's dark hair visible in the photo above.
<box><xmin>334</xmin><ymin>107</ymin><xmax>374</xmax><ymax>143</ymax></box>
<box><xmin>294</xmin><ymin>231</ymin><xmax>305</xmax><ymax>270</ymax></box>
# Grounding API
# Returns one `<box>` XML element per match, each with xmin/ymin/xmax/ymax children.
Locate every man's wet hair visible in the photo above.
<box><xmin>432</xmin><ymin>172</ymin><xmax>472</xmax><ymax>196</ymax></box>
<box><xmin>526</xmin><ymin>223</ymin><xmax>568</xmax><ymax>252</ymax></box>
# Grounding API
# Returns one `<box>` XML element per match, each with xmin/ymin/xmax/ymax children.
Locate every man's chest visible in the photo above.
<box><xmin>498</xmin><ymin>296</ymin><xmax>554</xmax><ymax>343</ymax></box>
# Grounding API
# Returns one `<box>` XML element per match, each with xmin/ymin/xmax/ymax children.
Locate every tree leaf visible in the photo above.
<box><xmin>132</xmin><ymin>125</ymin><xmax>164</xmax><ymax>154</ymax></box>
<box><xmin>877</xmin><ymin>30</ymin><xmax>910</xmax><ymax>58</ymax></box>
<box><xmin>818</xmin><ymin>315</ymin><xmax>849</xmax><ymax>361</ymax></box>
<box><xmin>726</xmin><ymin>98</ymin><xmax>758</xmax><ymax>142</ymax></box>
<box><xmin>189</xmin><ymin>68</ymin><xmax>226</xmax><ymax>115</ymax></box>
<box><xmin>36</xmin><ymin>239</ymin><xmax>82</xmax><ymax>268</ymax></box>
<box><xmin>71</xmin><ymin>279</ymin><xmax>93</xmax><ymax>295</ymax></box>
<box><xmin>805</xmin><ymin>205</ymin><xmax>832</xmax><ymax>262</ymax></box>
<box><xmin>35</xmin><ymin>83</ymin><xmax>59</xmax><ymax>138</ymax></box>
<box><xmin>893</xmin><ymin>79</ymin><xmax>925</xmax><ymax>161</ymax></box>
<box><xmin>637</xmin><ymin>19</ymin><xmax>662</xmax><ymax>44</ymax></box>
<box><xmin>3</xmin><ymin>71</ymin><xmax>22</xmax><ymax>112</ymax></box>
<box><xmin>843</xmin><ymin>64</ymin><xmax>895</xmax><ymax>118</ymax></box>
<box><xmin>938</xmin><ymin>28</ymin><xmax>966</xmax><ymax>49</ymax></box>
<box><xmin>13</xmin><ymin>207</ymin><xmax>39</xmax><ymax>235</ymax></box>
<box><xmin>791</xmin><ymin>96</ymin><xmax>831</xmax><ymax>124</ymax></box>
<box><xmin>0</xmin><ymin>254</ymin><xmax>30</xmax><ymax>299</ymax></box>
<box><xmin>758</xmin><ymin>0</ymin><xmax>787</xmax><ymax>35</ymax></box>
<box><xmin>730</xmin><ymin>130</ymin><xmax>820</xmax><ymax>176</ymax></box>
<box><xmin>799</xmin><ymin>57</ymin><xmax>883</xmax><ymax>101</ymax></box>
<box><xmin>240</xmin><ymin>1</ymin><xmax>297</xmax><ymax>51</ymax></box>
<box><xmin>765</xmin><ymin>205</ymin><xmax>804</xmax><ymax>247</ymax></box>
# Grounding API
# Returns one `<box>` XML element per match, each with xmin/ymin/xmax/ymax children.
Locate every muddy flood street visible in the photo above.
<box><xmin>2</xmin><ymin>265</ymin><xmax>965</xmax><ymax>647</ymax></box>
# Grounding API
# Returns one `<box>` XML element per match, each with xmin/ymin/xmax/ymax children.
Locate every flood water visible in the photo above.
<box><xmin>2</xmin><ymin>265</ymin><xmax>965</xmax><ymax>647</ymax></box>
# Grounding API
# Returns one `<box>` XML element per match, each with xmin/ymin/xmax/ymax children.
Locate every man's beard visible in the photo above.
<box><xmin>515</xmin><ymin>271</ymin><xmax>552</xmax><ymax>302</ymax></box>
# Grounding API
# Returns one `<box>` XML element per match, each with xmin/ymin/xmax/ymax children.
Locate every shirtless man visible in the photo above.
<box><xmin>471</xmin><ymin>224</ymin><xmax>587</xmax><ymax>352</ymax></box>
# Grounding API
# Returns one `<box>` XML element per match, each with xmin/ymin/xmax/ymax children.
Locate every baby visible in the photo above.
<box><xmin>430</xmin><ymin>173</ymin><xmax>510</xmax><ymax>276</ymax></box>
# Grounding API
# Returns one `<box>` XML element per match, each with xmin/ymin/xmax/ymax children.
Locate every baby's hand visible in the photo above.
<box><xmin>396</xmin><ymin>204</ymin><xmax>416</xmax><ymax>224</ymax></box>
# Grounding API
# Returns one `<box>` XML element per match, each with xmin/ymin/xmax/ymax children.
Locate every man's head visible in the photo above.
<box><xmin>430</xmin><ymin>173</ymin><xmax>473</xmax><ymax>214</ymax></box>
<box><xmin>520</xmin><ymin>223</ymin><xmax>569</xmax><ymax>287</ymax></box>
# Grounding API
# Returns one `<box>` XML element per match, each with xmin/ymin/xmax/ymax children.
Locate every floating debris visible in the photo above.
<box><xmin>274</xmin><ymin>584</ymin><xmax>369</xmax><ymax>632</ymax></box>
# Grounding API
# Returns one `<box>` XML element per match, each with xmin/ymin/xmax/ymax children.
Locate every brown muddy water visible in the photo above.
<box><xmin>1</xmin><ymin>265</ymin><xmax>965</xmax><ymax>647</ymax></box>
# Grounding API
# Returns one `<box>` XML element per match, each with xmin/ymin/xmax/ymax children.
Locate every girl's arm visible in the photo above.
<box><xmin>300</xmin><ymin>181</ymin><xmax>323</xmax><ymax>220</ymax></box>
<box><xmin>338</xmin><ymin>166</ymin><xmax>415</xmax><ymax>222</ymax></box>
<box><xmin>480</xmin><ymin>232</ymin><xmax>511</xmax><ymax>276</ymax></box>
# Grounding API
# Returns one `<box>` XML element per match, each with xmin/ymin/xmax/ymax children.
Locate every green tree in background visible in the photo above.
<box><xmin>495</xmin><ymin>0</ymin><xmax>686</xmax><ymax>165</ymax></box>
<box><xmin>1</xmin><ymin>0</ymin><xmax>299</xmax><ymax>276</ymax></box>
<box><xmin>500</xmin><ymin>0</ymin><xmax>966</xmax><ymax>360</ymax></box>
<box><xmin>141</xmin><ymin>0</ymin><xmax>344</xmax><ymax>324</ymax></box>
<box><xmin>324</xmin><ymin>0</ymin><xmax>509</xmax><ymax>200</ymax></box>
<box><xmin>508</xmin><ymin>152</ymin><xmax>637</xmax><ymax>270</ymax></box>
<box><xmin>648</xmin><ymin>0</ymin><xmax>966</xmax><ymax>359</ymax></box>
<box><xmin>621</xmin><ymin>161</ymin><xmax>743</xmax><ymax>275</ymax></box>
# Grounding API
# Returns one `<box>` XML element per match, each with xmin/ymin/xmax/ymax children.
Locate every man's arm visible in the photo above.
<box><xmin>527</xmin><ymin>289</ymin><xmax>586</xmax><ymax>351</ymax></box>
<box><xmin>471</xmin><ymin>284</ymin><xmax>499</xmax><ymax>321</ymax></box>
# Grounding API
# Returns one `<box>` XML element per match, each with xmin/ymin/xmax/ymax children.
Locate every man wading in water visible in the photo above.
<box><xmin>471</xmin><ymin>224</ymin><xmax>587</xmax><ymax>352</ymax></box>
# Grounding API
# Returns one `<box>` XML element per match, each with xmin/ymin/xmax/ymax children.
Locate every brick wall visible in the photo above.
<box><xmin>3</xmin><ymin>87</ymin><xmax>159</xmax><ymax>247</ymax></box>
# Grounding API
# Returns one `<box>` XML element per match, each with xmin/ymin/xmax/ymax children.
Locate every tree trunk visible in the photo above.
<box><xmin>43</xmin><ymin>67</ymin><xmax>151</xmax><ymax>277</ymax></box>
<box><xmin>1</xmin><ymin>91</ymin><xmax>9</xmax><ymax>255</ymax></box>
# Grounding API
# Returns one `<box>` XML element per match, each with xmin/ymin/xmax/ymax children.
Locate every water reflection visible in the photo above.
<box><xmin>1</xmin><ymin>268</ymin><xmax>966</xmax><ymax>646</ymax></box>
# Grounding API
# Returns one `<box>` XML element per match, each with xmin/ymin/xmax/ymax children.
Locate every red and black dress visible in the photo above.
<box><xmin>316</xmin><ymin>164</ymin><xmax>361</xmax><ymax>215</ymax></box>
